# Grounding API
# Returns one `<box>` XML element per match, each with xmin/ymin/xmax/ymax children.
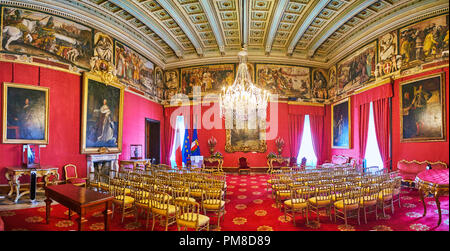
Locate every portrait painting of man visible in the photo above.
<box><xmin>400</xmin><ymin>73</ymin><xmax>446</xmax><ymax>142</ymax></box>
<box><xmin>81</xmin><ymin>72</ymin><xmax>124</xmax><ymax>154</ymax></box>
<box><xmin>2</xmin><ymin>83</ymin><xmax>49</xmax><ymax>144</ymax></box>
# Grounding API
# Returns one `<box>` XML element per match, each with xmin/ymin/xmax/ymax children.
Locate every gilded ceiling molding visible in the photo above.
<box><xmin>163</xmin><ymin>54</ymin><xmax>329</xmax><ymax>70</ymax></box>
<box><xmin>108</xmin><ymin>0</ymin><xmax>184</xmax><ymax>58</ymax></box>
<box><xmin>156</xmin><ymin>0</ymin><xmax>204</xmax><ymax>56</ymax></box>
<box><xmin>326</xmin><ymin>0</ymin><xmax>449</xmax><ymax>67</ymax></box>
<box><xmin>307</xmin><ymin>0</ymin><xmax>377</xmax><ymax>57</ymax></box>
<box><xmin>199</xmin><ymin>0</ymin><xmax>226</xmax><ymax>55</ymax></box>
<box><xmin>265</xmin><ymin>0</ymin><xmax>290</xmax><ymax>54</ymax></box>
<box><xmin>0</xmin><ymin>0</ymin><xmax>167</xmax><ymax>67</ymax></box>
<box><xmin>287</xmin><ymin>0</ymin><xmax>330</xmax><ymax>55</ymax></box>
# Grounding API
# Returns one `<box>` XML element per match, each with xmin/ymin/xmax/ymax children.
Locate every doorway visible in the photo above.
<box><xmin>145</xmin><ymin>118</ymin><xmax>160</xmax><ymax>164</ymax></box>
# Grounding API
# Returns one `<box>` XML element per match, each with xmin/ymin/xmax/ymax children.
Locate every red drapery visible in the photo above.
<box><xmin>358</xmin><ymin>103</ymin><xmax>370</xmax><ymax>163</ymax></box>
<box><xmin>164</xmin><ymin>107</ymin><xmax>177</xmax><ymax>165</ymax></box>
<box><xmin>354</xmin><ymin>81</ymin><xmax>393</xmax><ymax>169</ymax></box>
<box><xmin>288</xmin><ymin>114</ymin><xmax>305</xmax><ymax>159</ymax></box>
<box><xmin>373</xmin><ymin>98</ymin><xmax>391</xmax><ymax>170</ymax></box>
<box><xmin>309</xmin><ymin>115</ymin><xmax>324</xmax><ymax>165</ymax></box>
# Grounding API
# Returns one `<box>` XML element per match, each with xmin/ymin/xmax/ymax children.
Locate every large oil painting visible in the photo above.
<box><xmin>399</xmin><ymin>14</ymin><xmax>449</xmax><ymax>68</ymax></box>
<box><xmin>115</xmin><ymin>41</ymin><xmax>154</xmax><ymax>96</ymax></box>
<box><xmin>1</xmin><ymin>7</ymin><xmax>93</xmax><ymax>69</ymax></box>
<box><xmin>81</xmin><ymin>72</ymin><xmax>124</xmax><ymax>154</ymax></box>
<box><xmin>400</xmin><ymin>72</ymin><xmax>446</xmax><ymax>142</ymax></box>
<box><xmin>2</xmin><ymin>83</ymin><xmax>49</xmax><ymax>144</ymax></box>
<box><xmin>225</xmin><ymin>116</ymin><xmax>267</xmax><ymax>153</ymax></box>
<box><xmin>337</xmin><ymin>41</ymin><xmax>377</xmax><ymax>94</ymax></box>
<box><xmin>180</xmin><ymin>64</ymin><xmax>235</xmax><ymax>96</ymax></box>
<box><xmin>331</xmin><ymin>98</ymin><xmax>351</xmax><ymax>149</ymax></box>
<box><xmin>256</xmin><ymin>64</ymin><xmax>310</xmax><ymax>99</ymax></box>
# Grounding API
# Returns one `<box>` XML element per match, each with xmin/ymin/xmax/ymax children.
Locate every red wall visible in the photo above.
<box><xmin>391</xmin><ymin>67</ymin><xmax>449</xmax><ymax>168</ymax></box>
<box><xmin>120</xmin><ymin>91</ymin><xmax>165</xmax><ymax>162</ymax></box>
<box><xmin>166</xmin><ymin>102</ymin><xmax>329</xmax><ymax>168</ymax></box>
<box><xmin>327</xmin><ymin>66</ymin><xmax>449</xmax><ymax>169</ymax></box>
<box><xmin>0</xmin><ymin>62</ymin><xmax>164</xmax><ymax>184</ymax></box>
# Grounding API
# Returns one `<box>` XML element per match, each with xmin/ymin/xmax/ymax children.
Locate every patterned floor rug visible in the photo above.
<box><xmin>1</xmin><ymin>174</ymin><xmax>448</xmax><ymax>231</ymax></box>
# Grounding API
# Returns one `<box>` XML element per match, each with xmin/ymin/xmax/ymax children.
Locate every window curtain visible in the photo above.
<box><xmin>309</xmin><ymin>115</ymin><xmax>324</xmax><ymax>165</ymax></box>
<box><xmin>358</xmin><ymin>103</ymin><xmax>370</xmax><ymax>164</ymax></box>
<box><xmin>164</xmin><ymin>107</ymin><xmax>177</xmax><ymax>165</ymax></box>
<box><xmin>288</xmin><ymin>114</ymin><xmax>305</xmax><ymax>159</ymax></box>
<box><xmin>373</xmin><ymin>98</ymin><xmax>391</xmax><ymax>170</ymax></box>
<box><xmin>354</xmin><ymin>81</ymin><xmax>393</xmax><ymax>169</ymax></box>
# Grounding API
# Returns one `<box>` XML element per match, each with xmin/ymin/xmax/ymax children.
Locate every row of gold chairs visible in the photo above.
<box><xmin>88</xmin><ymin>168</ymin><xmax>227</xmax><ymax>231</ymax></box>
<box><xmin>268</xmin><ymin>167</ymin><xmax>402</xmax><ymax>227</ymax></box>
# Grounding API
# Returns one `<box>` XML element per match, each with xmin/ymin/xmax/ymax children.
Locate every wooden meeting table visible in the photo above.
<box><xmin>45</xmin><ymin>184</ymin><xmax>114</xmax><ymax>231</ymax></box>
<box><xmin>415</xmin><ymin>169</ymin><xmax>449</xmax><ymax>227</ymax></box>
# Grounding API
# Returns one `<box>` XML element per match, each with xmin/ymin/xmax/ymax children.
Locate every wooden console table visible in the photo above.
<box><xmin>5</xmin><ymin>166</ymin><xmax>59</xmax><ymax>203</ymax></box>
<box><xmin>45</xmin><ymin>184</ymin><xmax>113</xmax><ymax>231</ymax></box>
<box><xmin>415</xmin><ymin>169</ymin><xmax>449</xmax><ymax>227</ymax></box>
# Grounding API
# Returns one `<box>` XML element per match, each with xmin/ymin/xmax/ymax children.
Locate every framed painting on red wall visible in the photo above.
<box><xmin>400</xmin><ymin>72</ymin><xmax>446</xmax><ymax>142</ymax></box>
<box><xmin>80</xmin><ymin>71</ymin><xmax>124</xmax><ymax>154</ymax></box>
<box><xmin>2</xmin><ymin>82</ymin><xmax>49</xmax><ymax>144</ymax></box>
<box><xmin>331</xmin><ymin>97</ymin><xmax>351</xmax><ymax>149</ymax></box>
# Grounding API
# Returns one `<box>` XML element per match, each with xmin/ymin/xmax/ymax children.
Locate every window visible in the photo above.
<box><xmin>170</xmin><ymin>116</ymin><xmax>185</xmax><ymax>168</ymax></box>
<box><xmin>364</xmin><ymin>102</ymin><xmax>383</xmax><ymax>173</ymax></box>
<box><xmin>297</xmin><ymin>115</ymin><xmax>317</xmax><ymax>167</ymax></box>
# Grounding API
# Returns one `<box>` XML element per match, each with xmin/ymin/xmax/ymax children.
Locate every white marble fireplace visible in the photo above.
<box><xmin>87</xmin><ymin>153</ymin><xmax>120</xmax><ymax>176</ymax></box>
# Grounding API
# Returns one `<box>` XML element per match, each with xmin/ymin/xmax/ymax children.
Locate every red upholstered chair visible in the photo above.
<box><xmin>0</xmin><ymin>216</ymin><xmax>3</xmax><ymax>231</ymax></box>
<box><xmin>64</xmin><ymin>164</ymin><xmax>87</xmax><ymax>187</ymax></box>
<box><xmin>203</xmin><ymin>158</ymin><xmax>223</xmax><ymax>172</ymax></box>
<box><xmin>238</xmin><ymin>157</ymin><xmax>250</xmax><ymax>174</ymax></box>
<box><xmin>300</xmin><ymin>157</ymin><xmax>307</xmax><ymax>168</ymax></box>
<box><xmin>289</xmin><ymin>157</ymin><xmax>297</xmax><ymax>167</ymax></box>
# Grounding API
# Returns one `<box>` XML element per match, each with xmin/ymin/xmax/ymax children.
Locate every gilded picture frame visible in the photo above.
<box><xmin>331</xmin><ymin>97</ymin><xmax>351</xmax><ymax>149</ymax></box>
<box><xmin>2</xmin><ymin>82</ymin><xmax>49</xmax><ymax>144</ymax></box>
<box><xmin>399</xmin><ymin>72</ymin><xmax>446</xmax><ymax>142</ymax></box>
<box><xmin>81</xmin><ymin>71</ymin><xmax>124</xmax><ymax>154</ymax></box>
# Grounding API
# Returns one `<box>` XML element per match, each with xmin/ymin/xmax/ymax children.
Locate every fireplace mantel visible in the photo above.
<box><xmin>87</xmin><ymin>153</ymin><xmax>120</xmax><ymax>174</ymax></box>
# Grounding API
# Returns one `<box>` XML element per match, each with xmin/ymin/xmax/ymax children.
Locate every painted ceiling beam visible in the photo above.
<box><xmin>287</xmin><ymin>0</ymin><xmax>331</xmax><ymax>55</ymax></box>
<box><xmin>265</xmin><ymin>0</ymin><xmax>290</xmax><ymax>54</ymax></box>
<box><xmin>239</xmin><ymin>0</ymin><xmax>249</xmax><ymax>47</ymax></box>
<box><xmin>199</xmin><ymin>0</ymin><xmax>226</xmax><ymax>55</ymax></box>
<box><xmin>307</xmin><ymin>0</ymin><xmax>377</xmax><ymax>57</ymax></box>
<box><xmin>156</xmin><ymin>0</ymin><xmax>204</xmax><ymax>56</ymax></box>
<box><xmin>109</xmin><ymin>0</ymin><xmax>184</xmax><ymax>58</ymax></box>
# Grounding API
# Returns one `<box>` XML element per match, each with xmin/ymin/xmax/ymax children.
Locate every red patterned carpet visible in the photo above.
<box><xmin>1</xmin><ymin>174</ymin><xmax>448</xmax><ymax>231</ymax></box>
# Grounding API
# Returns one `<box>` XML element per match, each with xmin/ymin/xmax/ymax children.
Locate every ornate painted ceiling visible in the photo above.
<box><xmin>1</xmin><ymin>0</ymin><xmax>448</xmax><ymax>70</ymax></box>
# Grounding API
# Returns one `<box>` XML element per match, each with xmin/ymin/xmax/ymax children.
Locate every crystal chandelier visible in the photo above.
<box><xmin>219</xmin><ymin>48</ymin><xmax>270</xmax><ymax>121</ymax></box>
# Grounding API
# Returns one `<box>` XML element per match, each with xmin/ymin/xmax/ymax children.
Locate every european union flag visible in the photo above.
<box><xmin>182</xmin><ymin>128</ymin><xmax>191</xmax><ymax>166</ymax></box>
